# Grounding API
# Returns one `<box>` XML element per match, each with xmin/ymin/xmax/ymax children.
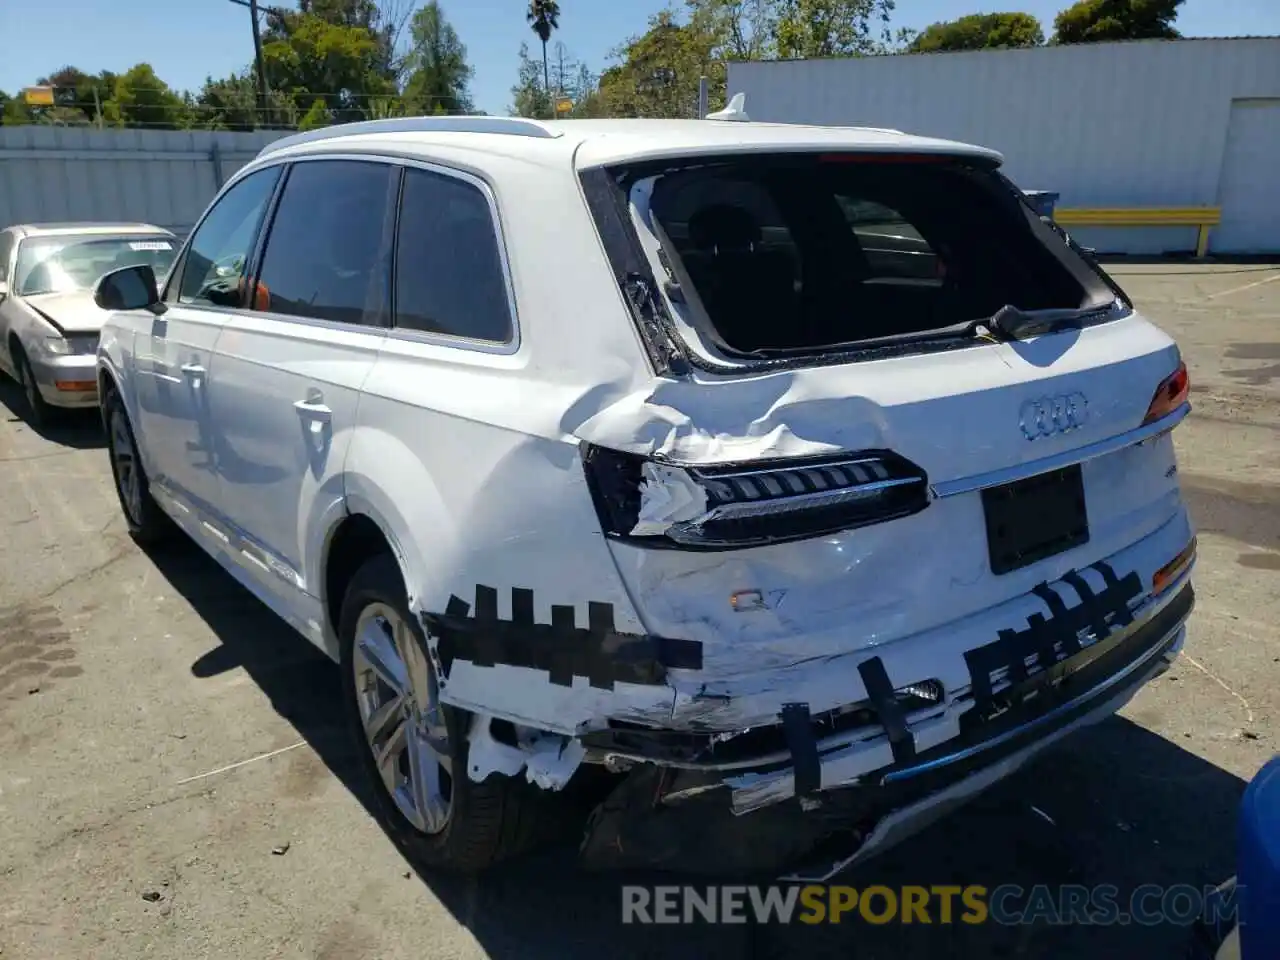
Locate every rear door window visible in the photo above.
<box><xmin>252</xmin><ymin>159</ymin><xmax>397</xmax><ymax>326</ymax></box>
<box><xmin>392</xmin><ymin>167</ymin><xmax>514</xmax><ymax>344</ymax></box>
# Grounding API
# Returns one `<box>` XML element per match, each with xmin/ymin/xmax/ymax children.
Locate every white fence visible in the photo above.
<box><xmin>0</xmin><ymin>127</ymin><xmax>291</xmax><ymax>237</ymax></box>
<box><xmin>729</xmin><ymin>38</ymin><xmax>1280</xmax><ymax>254</ymax></box>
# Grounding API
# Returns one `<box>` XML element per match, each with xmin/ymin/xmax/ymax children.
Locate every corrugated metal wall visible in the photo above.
<box><xmin>0</xmin><ymin>127</ymin><xmax>290</xmax><ymax>238</ymax></box>
<box><xmin>729</xmin><ymin>38</ymin><xmax>1280</xmax><ymax>254</ymax></box>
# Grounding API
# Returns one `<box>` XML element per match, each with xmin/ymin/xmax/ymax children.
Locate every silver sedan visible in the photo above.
<box><xmin>0</xmin><ymin>222</ymin><xmax>178</xmax><ymax>426</ymax></box>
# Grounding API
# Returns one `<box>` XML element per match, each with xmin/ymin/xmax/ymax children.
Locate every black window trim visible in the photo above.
<box><xmin>384</xmin><ymin>156</ymin><xmax>522</xmax><ymax>356</ymax></box>
<box><xmin>161</xmin><ymin>151</ymin><xmax>520</xmax><ymax>354</ymax></box>
<box><xmin>244</xmin><ymin>154</ymin><xmax>401</xmax><ymax>332</ymax></box>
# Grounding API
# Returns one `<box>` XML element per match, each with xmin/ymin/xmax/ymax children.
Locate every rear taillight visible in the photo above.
<box><xmin>1143</xmin><ymin>362</ymin><xmax>1190</xmax><ymax>425</ymax></box>
<box><xmin>582</xmin><ymin>445</ymin><xmax>931</xmax><ymax>550</ymax></box>
<box><xmin>1153</xmin><ymin>537</ymin><xmax>1196</xmax><ymax>596</ymax></box>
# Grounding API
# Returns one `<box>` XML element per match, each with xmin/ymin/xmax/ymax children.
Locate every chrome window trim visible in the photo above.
<box><xmin>929</xmin><ymin>402</ymin><xmax>1190</xmax><ymax>499</ymax></box>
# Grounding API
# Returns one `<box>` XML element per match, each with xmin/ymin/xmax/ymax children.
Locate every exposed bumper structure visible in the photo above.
<box><xmin>579</xmin><ymin>577</ymin><xmax>1193</xmax><ymax>878</ymax></box>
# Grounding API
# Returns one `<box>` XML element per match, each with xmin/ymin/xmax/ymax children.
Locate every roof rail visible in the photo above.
<box><xmin>257</xmin><ymin>116</ymin><xmax>562</xmax><ymax>157</ymax></box>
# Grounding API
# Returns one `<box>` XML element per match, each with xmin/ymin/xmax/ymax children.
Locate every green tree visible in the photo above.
<box><xmin>193</xmin><ymin>72</ymin><xmax>295</xmax><ymax>130</ymax></box>
<box><xmin>1053</xmin><ymin>0</ymin><xmax>1182</xmax><ymax>43</ymax></box>
<box><xmin>262</xmin><ymin>11</ymin><xmax>396</xmax><ymax>123</ymax></box>
<box><xmin>298</xmin><ymin>97</ymin><xmax>332</xmax><ymax>129</ymax></box>
<box><xmin>597</xmin><ymin>10</ymin><xmax>723</xmax><ymax>118</ymax></box>
<box><xmin>509</xmin><ymin>42</ymin><xmax>551</xmax><ymax>118</ymax></box>
<box><xmin>0</xmin><ymin>90</ymin><xmax>33</xmax><ymax>126</ymax></box>
<box><xmin>909</xmin><ymin>12</ymin><xmax>1044</xmax><ymax>52</ymax></box>
<box><xmin>526</xmin><ymin>0</ymin><xmax>561</xmax><ymax>113</ymax></box>
<box><xmin>402</xmin><ymin>0</ymin><xmax>474</xmax><ymax>115</ymax></box>
<box><xmin>686</xmin><ymin>0</ymin><xmax>777</xmax><ymax>60</ymax></box>
<box><xmin>102</xmin><ymin>63</ymin><xmax>190</xmax><ymax>129</ymax></box>
<box><xmin>34</xmin><ymin>67</ymin><xmax>117</xmax><ymax>125</ymax></box>
<box><xmin>545</xmin><ymin>44</ymin><xmax>607</xmax><ymax>117</ymax></box>
<box><xmin>774</xmin><ymin>0</ymin><xmax>896</xmax><ymax>58</ymax></box>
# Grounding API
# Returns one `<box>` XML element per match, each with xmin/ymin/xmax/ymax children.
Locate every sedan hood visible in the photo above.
<box><xmin>23</xmin><ymin>290</ymin><xmax>109</xmax><ymax>335</ymax></box>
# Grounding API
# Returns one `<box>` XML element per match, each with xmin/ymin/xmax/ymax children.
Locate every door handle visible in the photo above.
<box><xmin>294</xmin><ymin>396</ymin><xmax>332</xmax><ymax>438</ymax></box>
<box><xmin>293</xmin><ymin>399</ymin><xmax>332</xmax><ymax>418</ymax></box>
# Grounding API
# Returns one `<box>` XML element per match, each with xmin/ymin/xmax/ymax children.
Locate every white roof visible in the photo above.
<box><xmin>11</xmin><ymin>222</ymin><xmax>172</xmax><ymax>239</ymax></box>
<box><xmin>256</xmin><ymin>116</ymin><xmax>1004</xmax><ymax>171</ymax></box>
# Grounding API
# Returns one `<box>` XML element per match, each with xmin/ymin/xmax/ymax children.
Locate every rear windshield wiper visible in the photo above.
<box><xmin>728</xmin><ymin>301</ymin><xmax>1115</xmax><ymax>361</ymax></box>
<box><xmin>984</xmin><ymin>303</ymin><xmax>1106</xmax><ymax>341</ymax></box>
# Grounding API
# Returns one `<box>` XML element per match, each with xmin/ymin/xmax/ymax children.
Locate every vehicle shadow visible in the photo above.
<box><xmin>0</xmin><ymin>377</ymin><xmax>105</xmax><ymax>449</ymax></box>
<box><xmin>149</xmin><ymin>541</ymin><xmax>1244</xmax><ymax>959</ymax></box>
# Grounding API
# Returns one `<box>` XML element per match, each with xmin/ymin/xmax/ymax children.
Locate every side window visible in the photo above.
<box><xmin>393</xmin><ymin>168</ymin><xmax>514</xmax><ymax>343</ymax></box>
<box><xmin>177</xmin><ymin>166</ymin><xmax>281</xmax><ymax>307</ymax></box>
<box><xmin>252</xmin><ymin>160</ymin><xmax>396</xmax><ymax>326</ymax></box>
<box><xmin>835</xmin><ymin>194</ymin><xmax>938</xmax><ymax>284</ymax></box>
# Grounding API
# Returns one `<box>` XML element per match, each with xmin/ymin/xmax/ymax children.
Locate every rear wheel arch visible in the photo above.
<box><xmin>322</xmin><ymin>511</ymin><xmax>405</xmax><ymax>646</ymax></box>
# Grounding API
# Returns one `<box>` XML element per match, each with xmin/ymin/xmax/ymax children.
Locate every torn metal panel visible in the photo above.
<box><xmin>464</xmin><ymin>713</ymin><xmax>588</xmax><ymax>790</ymax></box>
<box><xmin>607</xmin><ymin>440</ymin><xmax>1188</xmax><ymax>707</ymax></box>
<box><xmin>726</xmin><ymin>584</ymin><xmax>1192</xmax><ymax>816</ymax></box>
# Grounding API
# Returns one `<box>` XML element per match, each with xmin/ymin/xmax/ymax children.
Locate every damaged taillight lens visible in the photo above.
<box><xmin>582</xmin><ymin>445</ymin><xmax>931</xmax><ymax>550</ymax></box>
<box><xmin>1142</xmin><ymin>361</ymin><xmax>1190</xmax><ymax>425</ymax></box>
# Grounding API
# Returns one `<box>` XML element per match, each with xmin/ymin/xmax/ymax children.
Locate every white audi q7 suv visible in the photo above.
<box><xmin>92</xmin><ymin>112</ymin><xmax>1196</xmax><ymax>880</ymax></box>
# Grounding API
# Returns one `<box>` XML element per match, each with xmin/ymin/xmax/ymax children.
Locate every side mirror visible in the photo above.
<box><xmin>0</xmin><ymin>280</ymin><xmax>7</xmax><ymax>304</ymax></box>
<box><xmin>94</xmin><ymin>264</ymin><xmax>165</xmax><ymax>315</ymax></box>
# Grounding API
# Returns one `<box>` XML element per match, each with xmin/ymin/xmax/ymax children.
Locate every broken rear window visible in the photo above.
<box><xmin>640</xmin><ymin>154</ymin><xmax>1112</xmax><ymax>358</ymax></box>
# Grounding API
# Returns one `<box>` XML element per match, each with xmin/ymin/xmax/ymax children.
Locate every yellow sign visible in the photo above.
<box><xmin>555</xmin><ymin>96</ymin><xmax>573</xmax><ymax>114</ymax></box>
<box><xmin>23</xmin><ymin>86</ymin><xmax>55</xmax><ymax>106</ymax></box>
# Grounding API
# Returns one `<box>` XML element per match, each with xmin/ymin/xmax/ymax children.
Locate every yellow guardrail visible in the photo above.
<box><xmin>1052</xmin><ymin>206</ymin><xmax>1222</xmax><ymax>258</ymax></box>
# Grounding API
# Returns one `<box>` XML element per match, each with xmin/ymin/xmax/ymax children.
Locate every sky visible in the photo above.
<box><xmin>1</xmin><ymin>0</ymin><xmax>1277</xmax><ymax>116</ymax></box>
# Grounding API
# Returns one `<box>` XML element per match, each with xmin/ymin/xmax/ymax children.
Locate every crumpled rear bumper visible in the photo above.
<box><xmin>578</xmin><ymin>580</ymin><xmax>1192</xmax><ymax>878</ymax></box>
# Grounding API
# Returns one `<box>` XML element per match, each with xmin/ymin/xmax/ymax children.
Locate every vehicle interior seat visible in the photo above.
<box><xmin>681</xmin><ymin>203</ymin><xmax>799</xmax><ymax>353</ymax></box>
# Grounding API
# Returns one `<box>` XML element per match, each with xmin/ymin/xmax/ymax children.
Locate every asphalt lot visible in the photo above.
<box><xmin>0</xmin><ymin>263</ymin><xmax>1277</xmax><ymax>959</ymax></box>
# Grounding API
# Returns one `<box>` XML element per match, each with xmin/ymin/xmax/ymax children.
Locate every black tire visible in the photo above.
<box><xmin>13</xmin><ymin>346</ymin><xmax>54</xmax><ymax>429</ymax></box>
<box><xmin>338</xmin><ymin>553</ymin><xmax>544</xmax><ymax>873</ymax></box>
<box><xmin>103</xmin><ymin>387</ymin><xmax>173</xmax><ymax>545</ymax></box>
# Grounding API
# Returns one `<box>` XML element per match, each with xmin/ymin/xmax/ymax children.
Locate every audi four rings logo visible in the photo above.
<box><xmin>1019</xmin><ymin>393</ymin><xmax>1089</xmax><ymax>440</ymax></box>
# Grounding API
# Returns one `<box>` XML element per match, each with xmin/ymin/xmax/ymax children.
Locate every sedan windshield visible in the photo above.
<box><xmin>14</xmin><ymin>234</ymin><xmax>178</xmax><ymax>296</ymax></box>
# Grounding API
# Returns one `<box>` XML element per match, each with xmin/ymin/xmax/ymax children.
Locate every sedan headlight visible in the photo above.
<box><xmin>43</xmin><ymin>335</ymin><xmax>98</xmax><ymax>356</ymax></box>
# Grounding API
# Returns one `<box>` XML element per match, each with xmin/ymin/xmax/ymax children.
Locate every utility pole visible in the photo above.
<box><xmin>249</xmin><ymin>0</ymin><xmax>270</xmax><ymax>127</ymax></box>
<box><xmin>227</xmin><ymin>0</ymin><xmax>273</xmax><ymax>127</ymax></box>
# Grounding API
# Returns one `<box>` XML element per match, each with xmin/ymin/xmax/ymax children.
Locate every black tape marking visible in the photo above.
<box><xmin>422</xmin><ymin>585</ymin><xmax>703</xmax><ymax>691</ymax></box>
<box><xmin>1091</xmin><ymin>561</ymin><xmax>1135</xmax><ymax>627</ymax></box>
<box><xmin>780</xmin><ymin>703</ymin><xmax>821</xmax><ymax>797</ymax></box>
<box><xmin>858</xmin><ymin>656</ymin><xmax>917</xmax><ymax>763</ymax></box>
<box><xmin>965</xmin><ymin>566</ymin><xmax>1143</xmax><ymax>712</ymax></box>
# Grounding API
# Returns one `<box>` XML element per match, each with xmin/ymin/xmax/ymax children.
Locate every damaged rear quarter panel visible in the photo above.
<box><xmin>344</xmin><ymin>364</ymin><xmax>683</xmax><ymax>734</ymax></box>
<box><xmin>339</xmin><ymin>152</ymin><xmax>684</xmax><ymax>735</ymax></box>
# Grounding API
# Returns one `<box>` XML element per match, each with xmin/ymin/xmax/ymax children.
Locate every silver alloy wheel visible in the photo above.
<box><xmin>109</xmin><ymin>409</ymin><xmax>143</xmax><ymax>524</ymax></box>
<box><xmin>352</xmin><ymin>602</ymin><xmax>453</xmax><ymax>835</ymax></box>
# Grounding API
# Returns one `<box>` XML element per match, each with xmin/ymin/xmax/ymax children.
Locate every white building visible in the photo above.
<box><xmin>728</xmin><ymin>37</ymin><xmax>1280</xmax><ymax>255</ymax></box>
